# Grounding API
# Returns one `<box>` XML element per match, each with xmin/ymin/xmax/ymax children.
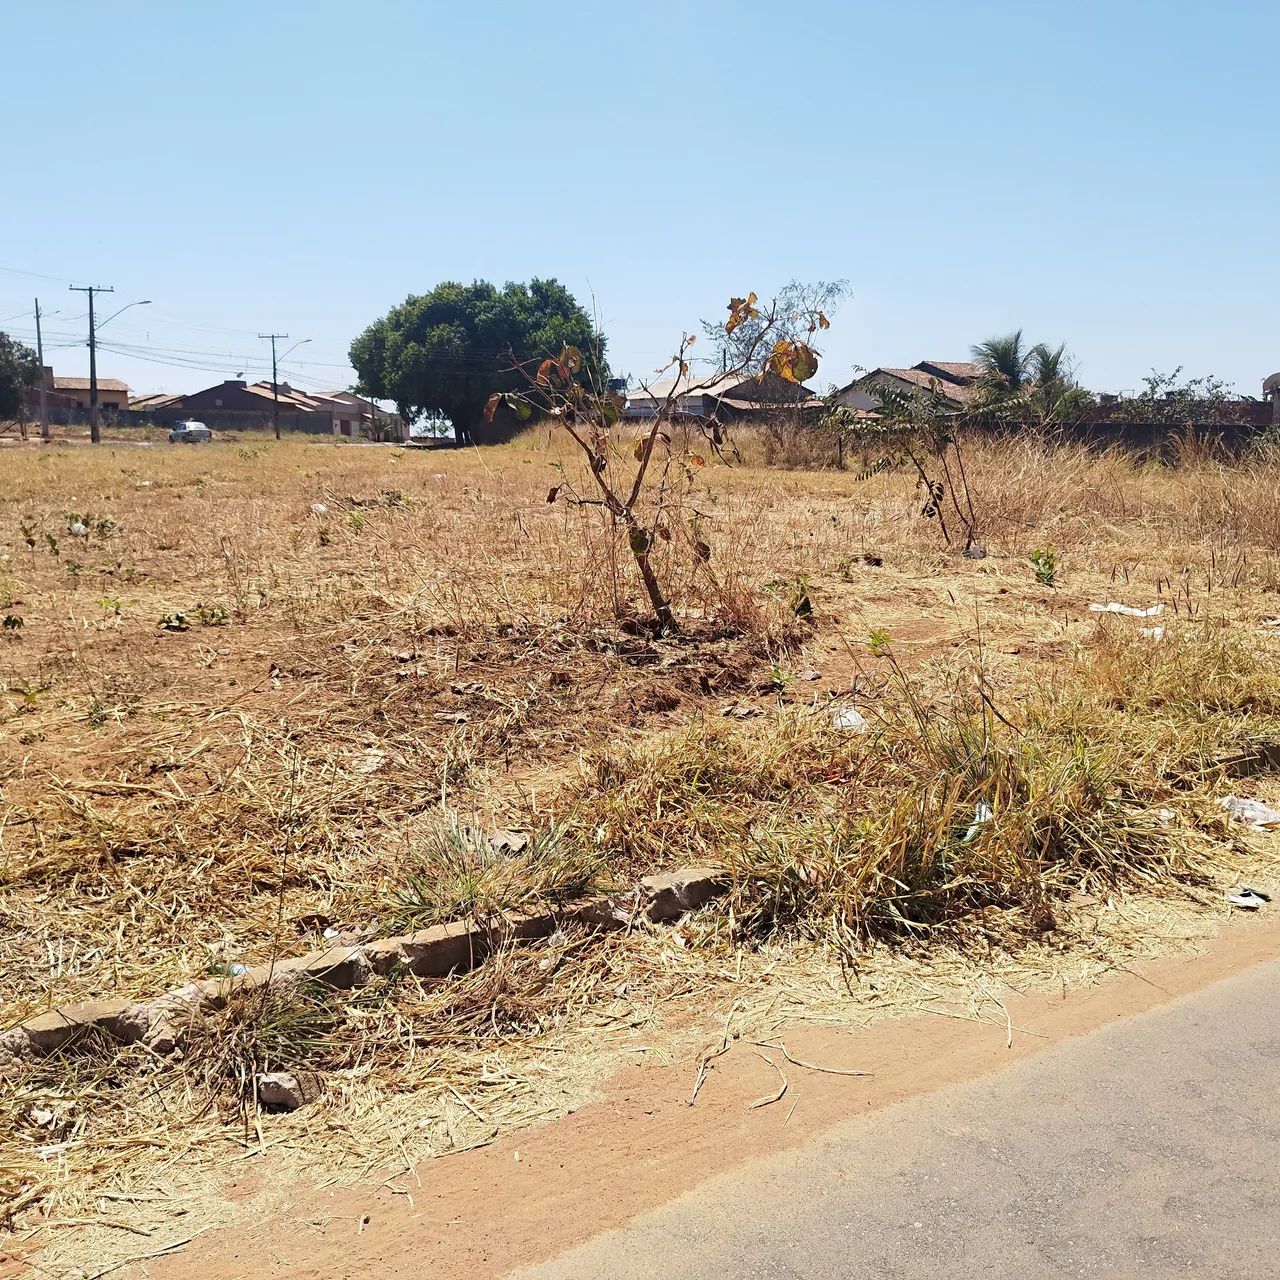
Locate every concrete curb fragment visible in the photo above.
<box><xmin>0</xmin><ymin>866</ymin><xmax>728</xmax><ymax>1070</ymax></box>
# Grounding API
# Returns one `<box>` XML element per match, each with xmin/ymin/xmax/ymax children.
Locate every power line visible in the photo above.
<box><xmin>0</xmin><ymin>265</ymin><xmax>75</xmax><ymax>284</ymax></box>
<box><xmin>143</xmin><ymin>310</ymin><xmax>263</xmax><ymax>338</ymax></box>
<box><xmin>94</xmin><ymin>342</ymin><xmax>271</xmax><ymax>375</ymax></box>
<box><xmin>95</xmin><ymin>338</ymin><xmax>259</xmax><ymax>361</ymax></box>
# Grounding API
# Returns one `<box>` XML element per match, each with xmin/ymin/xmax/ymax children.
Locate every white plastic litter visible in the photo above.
<box><xmin>309</xmin><ymin>502</ymin><xmax>328</xmax><ymax>515</ymax></box>
<box><xmin>833</xmin><ymin>706</ymin><xmax>869</xmax><ymax>732</ymax></box>
<box><xmin>1220</xmin><ymin>796</ymin><xmax>1280</xmax><ymax>828</ymax></box>
<box><xmin>1140</xmin><ymin>626</ymin><xmax>1165</xmax><ymax>640</ymax></box>
<box><xmin>1226</xmin><ymin>888</ymin><xmax>1271</xmax><ymax>911</ymax></box>
<box><xmin>68</xmin><ymin>522</ymin><xmax>88</xmax><ymax>538</ymax></box>
<box><xmin>1088</xmin><ymin>601</ymin><xmax>1164</xmax><ymax>618</ymax></box>
<box><xmin>963</xmin><ymin>800</ymin><xmax>994</xmax><ymax>842</ymax></box>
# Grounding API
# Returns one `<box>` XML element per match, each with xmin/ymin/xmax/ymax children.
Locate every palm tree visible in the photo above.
<box><xmin>971</xmin><ymin>330</ymin><xmax>1035</xmax><ymax>397</ymax></box>
<box><xmin>1029</xmin><ymin>341</ymin><xmax>1069</xmax><ymax>388</ymax></box>
<box><xmin>972</xmin><ymin>332</ymin><xmax>1092</xmax><ymax>425</ymax></box>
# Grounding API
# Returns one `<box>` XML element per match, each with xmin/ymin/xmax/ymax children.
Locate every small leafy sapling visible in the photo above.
<box><xmin>1029</xmin><ymin>548</ymin><xmax>1058</xmax><ymax>587</ymax></box>
<box><xmin>485</xmin><ymin>292</ymin><xmax>828</xmax><ymax>633</ymax></box>
<box><xmin>829</xmin><ymin>379</ymin><xmax>983</xmax><ymax>554</ymax></box>
<box><xmin>867</xmin><ymin>627</ymin><xmax>892</xmax><ymax>657</ymax></box>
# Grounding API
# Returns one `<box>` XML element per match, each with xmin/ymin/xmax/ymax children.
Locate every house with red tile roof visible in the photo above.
<box><xmin>835</xmin><ymin>361</ymin><xmax>982</xmax><ymax>413</ymax></box>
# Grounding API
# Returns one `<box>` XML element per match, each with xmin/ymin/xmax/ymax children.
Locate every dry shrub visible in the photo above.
<box><xmin>737</xmin><ymin>416</ymin><xmax>846</xmax><ymax>469</ymax></box>
<box><xmin>555</xmin><ymin>621</ymin><xmax>1280</xmax><ymax>955</ymax></box>
<box><xmin>181</xmin><ymin>979</ymin><xmax>341</xmax><ymax>1115</ymax></box>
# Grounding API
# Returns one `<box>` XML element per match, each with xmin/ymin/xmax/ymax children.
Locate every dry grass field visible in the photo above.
<box><xmin>4</xmin><ymin>424</ymin><xmax>1280</xmax><ymax>1245</ymax></box>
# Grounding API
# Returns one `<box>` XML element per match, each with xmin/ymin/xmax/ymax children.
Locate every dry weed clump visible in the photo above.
<box><xmin>554</xmin><ymin>621</ymin><xmax>1280</xmax><ymax>955</ymax></box>
<box><xmin>388</xmin><ymin>814</ymin><xmax>606</xmax><ymax>930</ymax></box>
<box><xmin>1</xmin><ymin>927</ymin><xmax>687</xmax><ymax>1230</ymax></box>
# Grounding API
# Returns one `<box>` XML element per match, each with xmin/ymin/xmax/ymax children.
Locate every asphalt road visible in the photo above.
<box><xmin>515</xmin><ymin>958</ymin><xmax>1280</xmax><ymax>1279</ymax></box>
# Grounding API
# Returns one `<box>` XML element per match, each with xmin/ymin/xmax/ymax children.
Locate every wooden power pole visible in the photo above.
<box><xmin>34</xmin><ymin>298</ymin><xmax>49</xmax><ymax>440</ymax></box>
<box><xmin>259</xmin><ymin>333</ymin><xmax>287</xmax><ymax>440</ymax></box>
<box><xmin>70</xmin><ymin>284</ymin><xmax>113</xmax><ymax>444</ymax></box>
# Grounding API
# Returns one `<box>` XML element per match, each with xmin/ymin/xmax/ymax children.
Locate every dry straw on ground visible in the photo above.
<box><xmin>2</xmin><ymin>427</ymin><xmax>1280</xmax><ymax>1246</ymax></box>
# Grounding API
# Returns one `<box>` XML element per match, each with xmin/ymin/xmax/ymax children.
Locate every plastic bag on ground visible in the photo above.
<box><xmin>1088</xmin><ymin>601</ymin><xmax>1164</xmax><ymax>618</ymax></box>
<box><xmin>833</xmin><ymin>706</ymin><xmax>869</xmax><ymax>733</ymax></box>
<box><xmin>962</xmin><ymin>800</ymin><xmax>994</xmax><ymax>842</ymax></box>
<box><xmin>1220</xmin><ymin>796</ymin><xmax>1280</xmax><ymax>828</ymax></box>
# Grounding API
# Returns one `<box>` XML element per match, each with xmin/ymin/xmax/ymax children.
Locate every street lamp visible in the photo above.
<box><xmin>279</xmin><ymin>338</ymin><xmax>311</xmax><ymax>364</ymax></box>
<box><xmin>95</xmin><ymin>299</ymin><xmax>152</xmax><ymax>333</ymax></box>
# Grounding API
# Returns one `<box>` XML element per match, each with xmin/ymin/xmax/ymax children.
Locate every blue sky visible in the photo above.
<box><xmin>4</xmin><ymin>0</ymin><xmax>1277</xmax><ymax>399</ymax></box>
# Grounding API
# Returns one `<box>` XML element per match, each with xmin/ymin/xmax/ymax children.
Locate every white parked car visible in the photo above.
<box><xmin>168</xmin><ymin>420</ymin><xmax>212</xmax><ymax>444</ymax></box>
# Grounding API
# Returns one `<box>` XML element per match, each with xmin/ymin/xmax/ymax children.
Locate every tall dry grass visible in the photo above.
<box><xmin>1</xmin><ymin>430</ymin><xmax>1279</xmax><ymax>1020</ymax></box>
<box><xmin>5</xmin><ymin>427</ymin><xmax>1280</xmax><ymax>1235</ymax></box>
<box><xmin>554</xmin><ymin>618</ymin><xmax>1280</xmax><ymax>954</ymax></box>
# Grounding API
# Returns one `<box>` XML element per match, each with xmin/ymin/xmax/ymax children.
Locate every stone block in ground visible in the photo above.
<box><xmin>566</xmin><ymin>867</ymin><xmax>728</xmax><ymax>930</ymax></box>
<box><xmin>256</xmin><ymin>1069</ymin><xmax>324</xmax><ymax>1111</ymax></box>
<box><xmin>366</xmin><ymin>920</ymin><xmax>488</xmax><ymax>977</ymax></box>
<box><xmin>640</xmin><ymin>867</ymin><xmax>728</xmax><ymax>922</ymax></box>
<box><xmin>20</xmin><ymin>999</ymin><xmax>137</xmax><ymax>1053</ymax></box>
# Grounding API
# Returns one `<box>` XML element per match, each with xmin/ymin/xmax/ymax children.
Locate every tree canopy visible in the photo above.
<box><xmin>1093</xmin><ymin>368</ymin><xmax>1246</xmax><ymax>425</ymax></box>
<box><xmin>700</xmin><ymin>280</ymin><xmax>849</xmax><ymax>380</ymax></box>
<box><xmin>0</xmin><ymin>332</ymin><xmax>39</xmax><ymax>422</ymax></box>
<box><xmin>348</xmin><ymin>279</ymin><xmax>607</xmax><ymax>442</ymax></box>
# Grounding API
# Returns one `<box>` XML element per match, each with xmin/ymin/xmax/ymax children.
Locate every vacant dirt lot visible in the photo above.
<box><xmin>3</xmin><ymin>426</ymin><xmax>1280</xmax><ymax>1257</ymax></box>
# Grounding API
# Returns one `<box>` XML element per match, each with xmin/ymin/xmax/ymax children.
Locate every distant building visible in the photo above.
<box><xmin>23</xmin><ymin>367</ymin><xmax>78</xmax><ymax>414</ymax></box>
<box><xmin>172</xmin><ymin>379</ymin><xmax>323</xmax><ymax>417</ymax></box>
<box><xmin>129</xmin><ymin>392</ymin><xmax>183</xmax><ymax>412</ymax></box>
<box><xmin>51</xmin><ymin>375</ymin><xmax>132</xmax><ymax>411</ymax></box>
<box><xmin>624</xmin><ymin>370</ymin><xmax>814</xmax><ymax>421</ymax></box>
<box><xmin>305</xmin><ymin>389</ymin><xmax>406</xmax><ymax>441</ymax></box>
<box><xmin>834</xmin><ymin>361</ymin><xmax>982</xmax><ymax>413</ymax></box>
<box><xmin>129</xmin><ymin>379</ymin><xmax>406</xmax><ymax>439</ymax></box>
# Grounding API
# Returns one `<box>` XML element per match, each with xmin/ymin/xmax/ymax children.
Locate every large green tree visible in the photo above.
<box><xmin>349</xmin><ymin>279</ymin><xmax>607</xmax><ymax>443</ymax></box>
<box><xmin>0</xmin><ymin>332</ymin><xmax>39</xmax><ymax>422</ymax></box>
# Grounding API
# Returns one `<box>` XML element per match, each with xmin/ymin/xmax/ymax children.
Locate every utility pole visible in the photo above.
<box><xmin>259</xmin><ymin>333</ymin><xmax>287</xmax><ymax>440</ymax></box>
<box><xmin>34</xmin><ymin>298</ymin><xmax>49</xmax><ymax>440</ymax></box>
<box><xmin>70</xmin><ymin>284</ymin><xmax>113</xmax><ymax>444</ymax></box>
